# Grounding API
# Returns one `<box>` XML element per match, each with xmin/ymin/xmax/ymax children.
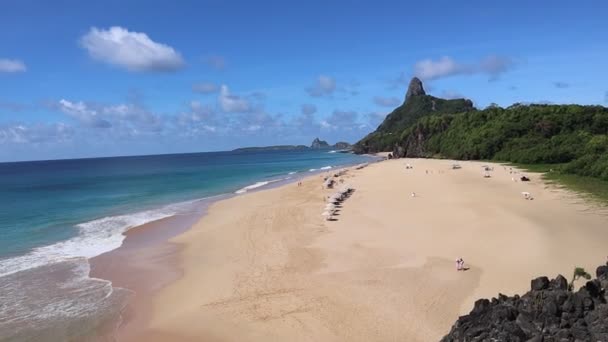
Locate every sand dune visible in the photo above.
<box><xmin>130</xmin><ymin>158</ymin><xmax>608</xmax><ymax>341</ymax></box>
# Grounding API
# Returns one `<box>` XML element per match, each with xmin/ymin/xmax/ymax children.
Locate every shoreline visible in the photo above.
<box><xmin>88</xmin><ymin>161</ymin><xmax>377</xmax><ymax>340</ymax></box>
<box><xmin>116</xmin><ymin>157</ymin><xmax>608</xmax><ymax>341</ymax></box>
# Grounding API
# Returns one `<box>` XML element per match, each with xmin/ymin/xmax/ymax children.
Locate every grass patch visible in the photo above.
<box><xmin>510</xmin><ymin>162</ymin><xmax>608</xmax><ymax>204</ymax></box>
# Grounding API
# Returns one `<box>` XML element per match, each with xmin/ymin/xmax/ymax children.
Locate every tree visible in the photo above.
<box><xmin>569</xmin><ymin>267</ymin><xmax>592</xmax><ymax>291</ymax></box>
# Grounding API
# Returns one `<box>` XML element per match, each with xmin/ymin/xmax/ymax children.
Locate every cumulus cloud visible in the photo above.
<box><xmin>306</xmin><ymin>75</ymin><xmax>336</xmax><ymax>97</ymax></box>
<box><xmin>0</xmin><ymin>123</ymin><xmax>73</xmax><ymax>144</ymax></box>
<box><xmin>554</xmin><ymin>82</ymin><xmax>570</xmax><ymax>89</ymax></box>
<box><xmin>301</xmin><ymin>104</ymin><xmax>317</xmax><ymax>115</ymax></box>
<box><xmin>218</xmin><ymin>85</ymin><xmax>252</xmax><ymax>113</ymax></box>
<box><xmin>0</xmin><ymin>58</ymin><xmax>26</xmax><ymax>73</ymax></box>
<box><xmin>57</xmin><ymin>99</ymin><xmax>163</xmax><ymax>133</ymax></box>
<box><xmin>373</xmin><ymin>96</ymin><xmax>401</xmax><ymax>107</ymax></box>
<box><xmin>203</xmin><ymin>55</ymin><xmax>226</xmax><ymax>70</ymax></box>
<box><xmin>80</xmin><ymin>26</ymin><xmax>184</xmax><ymax>72</ymax></box>
<box><xmin>413</xmin><ymin>55</ymin><xmax>514</xmax><ymax>81</ymax></box>
<box><xmin>58</xmin><ymin>99</ymin><xmax>112</xmax><ymax>128</ymax></box>
<box><xmin>192</xmin><ymin>82</ymin><xmax>219</xmax><ymax>94</ymax></box>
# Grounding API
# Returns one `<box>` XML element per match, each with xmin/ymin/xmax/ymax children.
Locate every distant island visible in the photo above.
<box><xmin>233</xmin><ymin>138</ymin><xmax>352</xmax><ymax>152</ymax></box>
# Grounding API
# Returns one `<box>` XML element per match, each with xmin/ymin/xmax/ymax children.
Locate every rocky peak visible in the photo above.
<box><xmin>405</xmin><ymin>77</ymin><xmax>426</xmax><ymax>101</ymax></box>
<box><xmin>311</xmin><ymin>138</ymin><xmax>329</xmax><ymax>149</ymax></box>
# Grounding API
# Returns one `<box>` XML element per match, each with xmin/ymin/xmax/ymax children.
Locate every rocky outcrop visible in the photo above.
<box><xmin>333</xmin><ymin>141</ymin><xmax>351</xmax><ymax>149</ymax></box>
<box><xmin>353</xmin><ymin>78</ymin><xmax>475</xmax><ymax>154</ymax></box>
<box><xmin>441</xmin><ymin>263</ymin><xmax>608</xmax><ymax>342</ymax></box>
<box><xmin>405</xmin><ymin>77</ymin><xmax>426</xmax><ymax>101</ymax></box>
<box><xmin>311</xmin><ymin>138</ymin><xmax>330</xmax><ymax>149</ymax></box>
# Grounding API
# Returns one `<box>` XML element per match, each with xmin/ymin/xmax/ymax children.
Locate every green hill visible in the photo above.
<box><xmin>354</xmin><ymin>77</ymin><xmax>608</xmax><ymax>198</ymax></box>
<box><xmin>353</xmin><ymin>77</ymin><xmax>475</xmax><ymax>153</ymax></box>
<box><xmin>396</xmin><ymin>103</ymin><xmax>608</xmax><ymax>180</ymax></box>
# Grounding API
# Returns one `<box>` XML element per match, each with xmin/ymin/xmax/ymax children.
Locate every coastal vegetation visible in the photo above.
<box><xmin>355</xmin><ymin>78</ymin><xmax>608</xmax><ymax>200</ymax></box>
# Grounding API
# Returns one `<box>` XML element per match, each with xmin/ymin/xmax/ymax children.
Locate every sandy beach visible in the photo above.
<box><xmin>121</xmin><ymin>158</ymin><xmax>608</xmax><ymax>341</ymax></box>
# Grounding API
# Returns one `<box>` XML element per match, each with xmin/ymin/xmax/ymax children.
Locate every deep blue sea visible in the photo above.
<box><xmin>0</xmin><ymin>149</ymin><xmax>373</xmax><ymax>341</ymax></box>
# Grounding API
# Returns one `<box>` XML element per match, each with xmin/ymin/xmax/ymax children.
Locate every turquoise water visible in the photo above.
<box><xmin>0</xmin><ymin>149</ymin><xmax>373</xmax><ymax>341</ymax></box>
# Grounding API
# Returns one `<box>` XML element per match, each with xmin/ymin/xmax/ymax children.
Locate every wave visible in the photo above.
<box><xmin>288</xmin><ymin>171</ymin><xmax>297</xmax><ymax>175</ymax></box>
<box><xmin>0</xmin><ymin>258</ymin><xmax>131</xmax><ymax>341</ymax></box>
<box><xmin>327</xmin><ymin>150</ymin><xmax>337</xmax><ymax>153</ymax></box>
<box><xmin>235</xmin><ymin>178</ymin><xmax>287</xmax><ymax>194</ymax></box>
<box><xmin>0</xmin><ymin>200</ymin><xmax>202</xmax><ymax>277</ymax></box>
<box><xmin>309</xmin><ymin>165</ymin><xmax>333</xmax><ymax>172</ymax></box>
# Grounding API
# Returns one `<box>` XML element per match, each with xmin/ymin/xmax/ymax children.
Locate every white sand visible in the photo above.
<box><xmin>128</xmin><ymin>158</ymin><xmax>608</xmax><ymax>341</ymax></box>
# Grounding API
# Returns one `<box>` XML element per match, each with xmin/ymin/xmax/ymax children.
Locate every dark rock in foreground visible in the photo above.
<box><xmin>441</xmin><ymin>263</ymin><xmax>608</xmax><ymax>342</ymax></box>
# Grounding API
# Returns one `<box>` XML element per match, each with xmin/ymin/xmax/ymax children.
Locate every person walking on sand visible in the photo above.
<box><xmin>456</xmin><ymin>258</ymin><xmax>464</xmax><ymax>271</ymax></box>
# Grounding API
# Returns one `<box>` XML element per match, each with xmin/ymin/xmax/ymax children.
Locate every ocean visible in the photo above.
<box><xmin>0</xmin><ymin>149</ymin><xmax>374</xmax><ymax>341</ymax></box>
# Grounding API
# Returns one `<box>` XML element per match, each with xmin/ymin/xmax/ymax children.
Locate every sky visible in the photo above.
<box><xmin>1</xmin><ymin>1</ymin><xmax>607</xmax><ymax>162</ymax></box>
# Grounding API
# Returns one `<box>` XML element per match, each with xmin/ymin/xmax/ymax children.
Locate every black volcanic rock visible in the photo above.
<box><xmin>405</xmin><ymin>77</ymin><xmax>426</xmax><ymax>100</ymax></box>
<box><xmin>441</xmin><ymin>262</ymin><xmax>608</xmax><ymax>342</ymax></box>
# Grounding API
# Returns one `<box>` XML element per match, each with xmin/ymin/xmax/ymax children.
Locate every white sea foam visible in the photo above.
<box><xmin>328</xmin><ymin>150</ymin><xmax>337</xmax><ymax>153</ymax></box>
<box><xmin>235</xmin><ymin>178</ymin><xmax>287</xmax><ymax>194</ymax></box>
<box><xmin>0</xmin><ymin>200</ymin><xmax>201</xmax><ymax>277</ymax></box>
<box><xmin>288</xmin><ymin>171</ymin><xmax>297</xmax><ymax>175</ymax></box>
<box><xmin>320</xmin><ymin>166</ymin><xmax>333</xmax><ymax>170</ymax></box>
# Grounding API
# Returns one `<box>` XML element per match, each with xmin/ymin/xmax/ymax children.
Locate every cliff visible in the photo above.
<box><xmin>311</xmin><ymin>138</ymin><xmax>330</xmax><ymax>149</ymax></box>
<box><xmin>442</xmin><ymin>263</ymin><xmax>608</xmax><ymax>341</ymax></box>
<box><xmin>353</xmin><ymin>78</ymin><xmax>475</xmax><ymax>154</ymax></box>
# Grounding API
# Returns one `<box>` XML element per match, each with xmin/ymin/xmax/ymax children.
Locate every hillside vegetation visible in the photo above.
<box><xmin>398</xmin><ymin>104</ymin><xmax>608</xmax><ymax>181</ymax></box>
<box><xmin>355</xmin><ymin>77</ymin><xmax>608</xmax><ymax>196</ymax></box>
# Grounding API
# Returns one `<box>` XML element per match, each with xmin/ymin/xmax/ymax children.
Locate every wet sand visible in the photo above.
<box><xmin>105</xmin><ymin>158</ymin><xmax>608</xmax><ymax>341</ymax></box>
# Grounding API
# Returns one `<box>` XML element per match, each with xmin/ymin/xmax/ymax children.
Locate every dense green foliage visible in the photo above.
<box><xmin>353</xmin><ymin>95</ymin><xmax>474</xmax><ymax>153</ymax></box>
<box><xmin>399</xmin><ymin>104</ymin><xmax>608</xmax><ymax>180</ymax></box>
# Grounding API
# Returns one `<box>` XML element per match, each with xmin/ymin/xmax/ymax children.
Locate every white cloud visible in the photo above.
<box><xmin>373</xmin><ymin>96</ymin><xmax>401</xmax><ymax>107</ymax></box>
<box><xmin>193</xmin><ymin>82</ymin><xmax>219</xmax><ymax>94</ymax></box>
<box><xmin>80</xmin><ymin>26</ymin><xmax>184</xmax><ymax>72</ymax></box>
<box><xmin>0</xmin><ymin>59</ymin><xmax>26</xmax><ymax>73</ymax></box>
<box><xmin>413</xmin><ymin>55</ymin><xmax>514</xmax><ymax>81</ymax></box>
<box><xmin>57</xmin><ymin>99</ymin><xmax>164</xmax><ymax>132</ymax></box>
<box><xmin>414</xmin><ymin>57</ymin><xmax>466</xmax><ymax>81</ymax></box>
<box><xmin>306</xmin><ymin>75</ymin><xmax>336</xmax><ymax>97</ymax></box>
<box><xmin>218</xmin><ymin>85</ymin><xmax>251</xmax><ymax>113</ymax></box>
<box><xmin>58</xmin><ymin>99</ymin><xmax>112</xmax><ymax>128</ymax></box>
<box><xmin>0</xmin><ymin>123</ymin><xmax>73</xmax><ymax>144</ymax></box>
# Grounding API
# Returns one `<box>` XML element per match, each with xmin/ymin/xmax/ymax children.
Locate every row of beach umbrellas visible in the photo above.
<box><xmin>322</xmin><ymin>186</ymin><xmax>355</xmax><ymax>220</ymax></box>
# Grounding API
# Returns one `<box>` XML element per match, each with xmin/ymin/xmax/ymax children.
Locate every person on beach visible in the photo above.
<box><xmin>456</xmin><ymin>258</ymin><xmax>464</xmax><ymax>271</ymax></box>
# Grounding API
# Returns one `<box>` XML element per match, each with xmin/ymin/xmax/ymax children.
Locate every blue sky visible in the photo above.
<box><xmin>1</xmin><ymin>1</ymin><xmax>607</xmax><ymax>161</ymax></box>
